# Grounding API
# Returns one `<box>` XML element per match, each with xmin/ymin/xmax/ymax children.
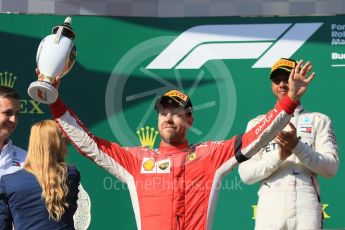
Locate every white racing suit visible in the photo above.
<box><xmin>238</xmin><ymin>105</ymin><xmax>339</xmax><ymax>230</ymax></box>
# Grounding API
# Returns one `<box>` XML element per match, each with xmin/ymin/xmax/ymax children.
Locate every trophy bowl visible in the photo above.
<box><xmin>28</xmin><ymin>17</ymin><xmax>76</xmax><ymax>104</ymax></box>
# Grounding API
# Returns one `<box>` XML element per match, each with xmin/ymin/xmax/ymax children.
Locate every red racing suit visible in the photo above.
<box><xmin>50</xmin><ymin>95</ymin><xmax>297</xmax><ymax>230</ymax></box>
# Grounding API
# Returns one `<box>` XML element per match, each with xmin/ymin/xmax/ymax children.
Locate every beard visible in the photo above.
<box><xmin>160</xmin><ymin>129</ymin><xmax>185</xmax><ymax>145</ymax></box>
<box><xmin>161</xmin><ymin>132</ymin><xmax>178</xmax><ymax>145</ymax></box>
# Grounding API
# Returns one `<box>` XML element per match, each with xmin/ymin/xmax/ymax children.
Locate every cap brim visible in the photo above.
<box><xmin>155</xmin><ymin>96</ymin><xmax>194</xmax><ymax>114</ymax></box>
<box><xmin>270</xmin><ymin>68</ymin><xmax>292</xmax><ymax>79</ymax></box>
<box><xmin>155</xmin><ymin>96</ymin><xmax>184</xmax><ymax>110</ymax></box>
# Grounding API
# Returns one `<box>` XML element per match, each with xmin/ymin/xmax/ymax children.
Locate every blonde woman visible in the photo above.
<box><xmin>0</xmin><ymin>120</ymin><xmax>80</xmax><ymax>229</ymax></box>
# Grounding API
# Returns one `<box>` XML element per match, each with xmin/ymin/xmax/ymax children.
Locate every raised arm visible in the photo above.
<box><xmin>238</xmin><ymin>118</ymin><xmax>284</xmax><ymax>184</ymax></box>
<box><xmin>286</xmin><ymin>60</ymin><xmax>315</xmax><ymax>102</ymax></box>
<box><xmin>209</xmin><ymin>61</ymin><xmax>315</xmax><ymax>174</ymax></box>
<box><xmin>38</xmin><ymin>68</ymin><xmax>141</xmax><ymax>183</ymax></box>
<box><xmin>49</xmin><ymin>98</ymin><xmax>141</xmax><ymax>183</ymax></box>
<box><xmin>235</xmin><ymin>60</ymin><xmax>315</xmax><ymax>162</ymax></box>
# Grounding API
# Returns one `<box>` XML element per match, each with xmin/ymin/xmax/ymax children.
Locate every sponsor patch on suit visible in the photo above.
<box><xmin>141</xmin><ymin>157</ymin><xmax>171</xmax><ymax>174</ymax></box>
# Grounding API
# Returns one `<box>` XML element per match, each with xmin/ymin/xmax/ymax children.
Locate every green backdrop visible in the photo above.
<box><xmin>1</xmin><ymin>14</ymin><xmax>344</xmax><ymax>229</ymax></box>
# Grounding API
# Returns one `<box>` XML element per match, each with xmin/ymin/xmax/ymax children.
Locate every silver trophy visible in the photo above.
<box><xmin>28</xmin><ymin>17</ymin><xmax>76</xmax><ymax>104</ymax></box>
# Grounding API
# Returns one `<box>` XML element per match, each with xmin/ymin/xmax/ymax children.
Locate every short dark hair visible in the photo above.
<box><xmin>0</xmin><ymin>86</ymin><xmax>20</xmax><ymax>100</ymax></box>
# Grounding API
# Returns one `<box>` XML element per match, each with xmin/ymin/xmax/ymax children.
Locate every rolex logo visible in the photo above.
<box><xmin>0</xmin><ymin>72</ymin><xmax>17</xmax><ymax>88</ymax></box>
<box><xmin>137</xmin><ymin>126</ymin><xmax>159</xmax><ymax>149</ymax></box>
<box><xmin>0</xmin><ymin>70</ymin><xmax>45</xmax><ymax>115</ymax></box>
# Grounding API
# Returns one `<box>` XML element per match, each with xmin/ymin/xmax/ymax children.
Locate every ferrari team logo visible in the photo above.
<box><xmin>187</xmin><ymin>152</ymin><xmax>197</xmax><ymax>161</ymax></box>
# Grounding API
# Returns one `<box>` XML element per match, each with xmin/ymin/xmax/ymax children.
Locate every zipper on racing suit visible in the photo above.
<box><xmin>296</xmin><ymin>111</ymin><xmax>323</xmax><ymax>229</ymax></box>
<box><xmin>311</xmin><ymin>176</ymin><xmax>324</xmax><ymax>228</ymax></box>
<box><xmin>175</xmin><ymin>216</ymin><xmax>180</xmax><ymax>230</ymax></box>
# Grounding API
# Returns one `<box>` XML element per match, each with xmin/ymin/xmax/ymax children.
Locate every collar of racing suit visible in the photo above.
<box><xmin>293</xmin><ymin>105</ymin><xmax>304</xmax><ymax>116</ymax></box>
<box><xmin>0</xmin><ymin>139</ymin><xmax>13</xmax><ymax>155</ymax></box>
<box><xmin>159</xmin><ymin>141</ymin><xmax>190</xmax><ymax>155</ymax></box>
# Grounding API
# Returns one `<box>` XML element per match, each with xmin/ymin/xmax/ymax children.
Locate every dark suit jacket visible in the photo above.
<box><xmin>0</xmin><ymin>165</ymin><xmax>80</xmax><ymax>230</ymax></box>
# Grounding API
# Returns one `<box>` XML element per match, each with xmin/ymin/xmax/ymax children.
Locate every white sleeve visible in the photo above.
<box><xmin>238</xmin><ymin>117</ymin><xmax>284</xmax><ymax>185</ymax></box>
<box><xmin>293</xmin><ymin>114</ymin><xmax>339</xmax><ymax>178</ymax></box>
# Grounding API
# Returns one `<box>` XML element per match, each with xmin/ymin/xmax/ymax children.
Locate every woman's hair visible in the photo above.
<box><xmin>24</xmin><ymin>120</ymin><xmax>69</xmax><ymax>221</ymax></box>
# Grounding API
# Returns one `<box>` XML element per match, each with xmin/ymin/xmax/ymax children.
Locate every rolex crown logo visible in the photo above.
<box><xmin>0</xmin><ymin>72</ymin><xmax>17</xmax><ymax>88</ymax></box>
<box><xmin>137</xmin><ymin>126</ymin><xmax>159</xmax><ymax>149</ymax></box>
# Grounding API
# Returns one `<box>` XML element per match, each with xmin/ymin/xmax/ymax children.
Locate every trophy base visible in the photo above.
<box><xmin>28</xmin><ymin>81</ymin><xmax>58</xmax><ymax>104</ymax></box>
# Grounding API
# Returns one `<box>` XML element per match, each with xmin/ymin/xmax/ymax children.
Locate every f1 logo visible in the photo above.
<box><xmin>146</xmin><ymin>23</ymin><xmax>323</xmax><ymax>69</ymax></box>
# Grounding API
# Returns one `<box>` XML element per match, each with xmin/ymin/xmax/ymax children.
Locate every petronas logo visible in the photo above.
<box><xmin>0</xmin><ymin>72</ymin><xmax>17</xmax><ymax>88</ymax></box>
<box><xmin>137</xmin><ymin>126</ymin><xmax>159</xmax><ymax>149</ymax></box>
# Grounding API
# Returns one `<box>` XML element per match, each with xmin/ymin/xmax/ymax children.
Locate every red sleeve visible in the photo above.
<box><xmin>50</xmin><ymin>97</ymin><xmax>67</xmax><ymax>118</ymax></box>
<box><xmin>50</xmin><ymin>98</ymin><xmax>140</xmax><ymax>181</ymax></box>
<box><xmin>209</xmin><ymin>95</ymin><xmax>298</xmax><ymax>171</ymax></box>
<box><xmin>235</xmin><ymin>95</ymin><xmax>298</xmax><ymax>162</ymax></box>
